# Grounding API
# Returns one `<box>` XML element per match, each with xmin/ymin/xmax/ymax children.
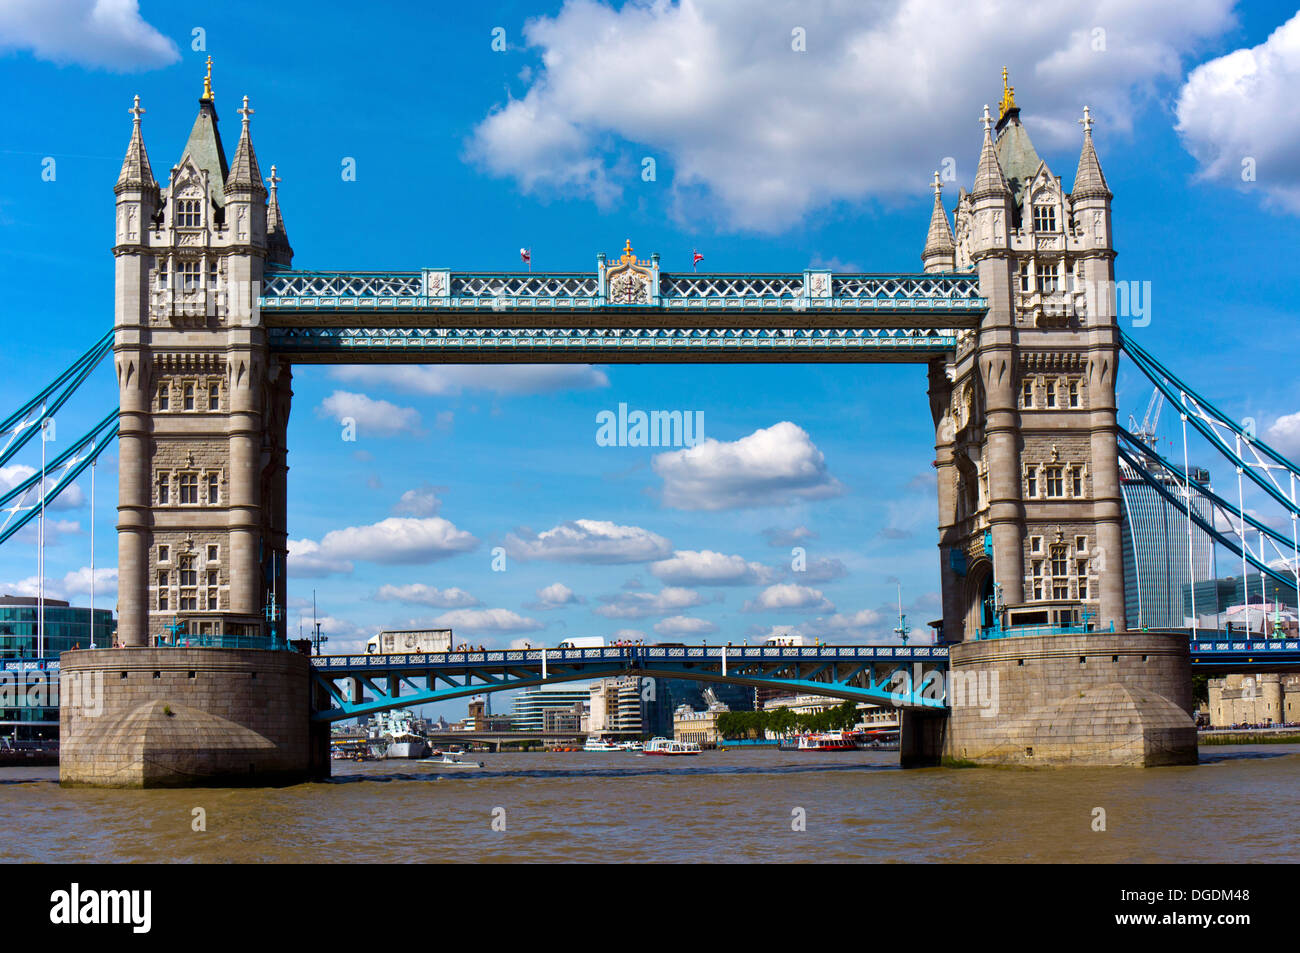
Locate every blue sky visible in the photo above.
<box><xmin>2</xmin><ymin>2</ymin><xmax>1299</xmax><ymax>723</ymax></box>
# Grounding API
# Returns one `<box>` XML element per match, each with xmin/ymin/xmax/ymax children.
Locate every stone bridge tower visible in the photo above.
<box><xmin>112</xmin><ymin>63</ymin><xmax>293</xmax><ymax>647</ymax></box>
<box><xmin>925</xmin><ymin>74</ymin><xmax>1126</xmax><ymax>642</ymax></box>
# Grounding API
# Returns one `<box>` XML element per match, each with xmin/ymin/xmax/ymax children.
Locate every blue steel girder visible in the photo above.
<box><xmin>259</xmin><ymin>270</ymin><xmax>985</xmax><ymax>316</ymax></box>
<box><xmin>309</xmin><ymin>645</ymin><xmax>950</xmax><ymax>722</ymax></box>
<box><xmin>267</xmin><ymin>326</ymin><xmax>961</xmax><ymax>363</ymax></box>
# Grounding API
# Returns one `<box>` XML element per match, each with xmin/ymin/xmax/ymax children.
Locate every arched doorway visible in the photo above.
<box><xmin>963</xmin><ymin>559</ymin><xmax>995</xmax><ymax>639</ymax></box>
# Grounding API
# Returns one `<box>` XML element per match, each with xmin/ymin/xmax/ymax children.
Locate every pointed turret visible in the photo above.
<box><xmin>1072</xmin><ymin>106</ymin><xmax>1111</xmax><ymax>199</ymax></box>
<box><xmin>922</xmin><ymin>171</ymin><xmax>955</xmax><ymax>272</ymax></box>
<box><xmin>266</xmin><ymin>164</ymin><xmax>293</xmax><ymax>267</ymax></box>
<box><xmin>222</xmin><ymin>94</ymin><xmax>267</xmax><ymax>247</ymax></box>
<box><xmin>225</xmin><ymin>96</ymin><xmax>266</xmax><ymax>198</ymax></box>
<box><xmin>115</xmin><ymin>95</ymin><xmax>156</xmax><ymax>194</ymax></box>
<box><xmin>972</xmin><ymin>104</ymin><xmax>1010</xmax><ymax>199</ymax></box>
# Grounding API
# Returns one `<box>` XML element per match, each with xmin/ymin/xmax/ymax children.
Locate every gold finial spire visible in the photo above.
<box><xmin>998</xmin><ymin>66</ymin><xmax>1017</xmax><ymax>120</ymax></box>
<box><xmin>201</xmin><ymin>55</ymin><xmax>213</xmax><ymax>101</ymax></box>
<box><xmin>620</xmin><ymin>238</ymin><xmax>635</xmax><ymax>264</ymax></box>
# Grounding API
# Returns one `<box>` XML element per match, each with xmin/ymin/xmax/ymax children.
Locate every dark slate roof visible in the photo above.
<box><xmin>994</xmin><ymin>113</ymin><xmax>1044</xmax><ymax>207</ymax></box>
<box><xmin>175</xmin><ymin>99</ymin><xmax>229</xmax><ymax>206</ymax></box>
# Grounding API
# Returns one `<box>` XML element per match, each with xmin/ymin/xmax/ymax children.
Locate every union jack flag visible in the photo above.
<box><xmin>692</xmin><ymin>249</ymin><xmax>703</xmax><ymax>272</ymax></box>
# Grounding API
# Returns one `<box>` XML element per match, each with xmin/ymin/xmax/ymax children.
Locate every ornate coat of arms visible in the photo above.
<box><xmin>605</xmin><ymin>239</ymin><xmax>653</xmax><ymax>304</ymax></box>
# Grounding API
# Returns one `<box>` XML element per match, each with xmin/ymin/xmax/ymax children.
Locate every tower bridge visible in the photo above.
<box><xmin>11</xmin><ymin>65</ymin><xmax>1294</xmax><ymax>784</ymax></box>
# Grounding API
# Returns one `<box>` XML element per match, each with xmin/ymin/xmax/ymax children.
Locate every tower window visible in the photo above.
<box><xmin>1071</xmin><ymin>467</ymin><xmax>1084</xmax><ymax>497</ymax></box>
<box><xmin>1021</xmin><ymin>379</ymin><xmax>1034</xmax><ymax>408</ymax></box>
<box><xmin>157</xmin><ymin>572</ymin><xmax>169</xmax><ymax>611</ymax></box>
<box><xmin>157</xmin><ymin>259</ymin><xmax>168</xmax><ymax>288</ymax></box>
<box><xmin>158</xmin><ymin>544</ymin><xmax>170</xmax><ymax>562</ymax></box>
<box><xmin>1017</xmin><ymin>260</ymin><xmax>1031</xmax><ymax>293</ymax></box>
<box><xmin>1045</xmin><ymin>380</ymin><xmax>1056</xmax><ymax>408</ymax></box>
<box><xmin>1068</xmin><ymin>380</ymin><xmax>1080</xmax><ymax>408</ymax></box>
<box><xmin>206</xmin><ymin>544</ymin><xmax>219</xmax><ymax>562</ymax></box>
<box><xmin>1026</xmin><ymin>466</ymin><xmax>1038</xmax><ymax>498</ymax></box>
<box><xmin>176</xmin><ymin>199</ymin><xmax>201</xmax><ymax>228</ymax></box>
<box><xmin>157</xmin><ymin>472</ymin><xmax>170</xmax><ymax>505</ymax></box>
<box><xmin>1039</xmin><ymin>261</ymin><xmax>1059</xmax><ymax>293</ymax></box>
<box><xmin>183</xmin><ymin>383</ymin><xmax>195</xmax><ymax>411</ymax></box>
<box><xmin>1033</xmin><ymin>204</ymin><xmax>1056</xmax><ymax>232</ymax></box>
<box><xmin>1045</xmin><ymin>466</ymin><xmax>1064</xmax><ymax>498</ymax></box>
<box><xmin>207</xmin><ymin>260</ymin><xmax>218</xmax><ymax>289</ymax></box>
<box><xmin>179</xmin><ymin>472</ymin><xmax>199</xmax><ymax>505</ymax></box>
<box><xmin>208</xmin><ymin>383</ymin><xmax>220</xmax><ymax>411</ymax></box>
<box><xmin>157</xmin><ymin>385</ymin><xmax>169</xmax><ymax>411</ymax></box>
<box><xmin>180</xmin><ymin>260</ymin><xmax>200</xmax><ymax>292</ymax></box>
<box><xmin>206</xmin><ymin>472</ymin><xmax>219</xmax><ymax>505</ymax></box>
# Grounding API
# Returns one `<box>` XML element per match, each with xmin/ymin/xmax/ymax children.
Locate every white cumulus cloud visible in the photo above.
<box><xmin>375</xmin><ymin>583</ymin><xmax>481</xmax><ymax>608</ymax></box>
<box><xmin>530</xmin><ymin>582</ymin><xmax>584</xmax><ymax>609</ymax></box>
<box><xmin>289</xmin><ymin>516</ymin><xmax>477</xmax><ymax>577</ymax></box>
<box><xmin>1265</xmin><ymin>411</ymin><xmax>1300</xmax><ymax>457</ymax></box>
<box><xmin>649</xmin><ymin>549</ymin><xmax>777</xmax><ymax>586</ymax></box>
<box><xmin>432</xmin><ymin>608</ymin><xmax>544</xmax><ymax>634</ymax></box>
<box><xmin>594</xmin><ymin>586</ymin><xmax>709</xmax><ymax>619</ymax></box>
<box><xmin>742</xmin><ymin>583</ymin><xmax>834</xmax><ymax>613</ymax></box>
<box><xmin>654</xmin><ymin>421</ymin><xmax>843</xmax><ymax>511</ymax></box>
<box><xmin>505</xmin><ymin>518</ymin><xmax>671</xmax><ymax>563</ymax></box>
<box><xmin>1175</xmin><ymin>11</ymin><xmax>1300</xmax><ymax>214</ymax></box>
<box><xmin>316</xmin><ymin>391</ymin><xmax>424</xmax><ymax>437</ymax></box>
<box><xmin>0</xmin><ymin>0</ymin><xmax>179</xmax><ymax>71</ymax></box>
<box><xmin>653</xmin><ymin>615</ymin><xmax>719</xmax><ymax>637</ymax></box>
<box><xmin>468</xmin><ymin>0</ymin><xmax>1236</xmax><ymax>231</ymax></box>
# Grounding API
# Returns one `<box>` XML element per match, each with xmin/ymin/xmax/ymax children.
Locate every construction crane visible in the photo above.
<box><xmin>1128</xmin><ymin>388</ymin><xmax>1164</xmax><ymax>447</ymax></box>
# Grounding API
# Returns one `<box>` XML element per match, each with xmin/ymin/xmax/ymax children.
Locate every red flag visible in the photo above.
<box><xmin>520</xmin><ymin>247</ymin><xmax>531</xmax><ymax>271</ymax></box>
<box><xmin>692</xmin><ymin>249</ymin><xmax>703</xmax><ymax>272</ymax></box>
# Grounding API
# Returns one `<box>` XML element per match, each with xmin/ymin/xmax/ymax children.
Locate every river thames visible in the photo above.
<box><xmin>3</xmin><ymin>745</ymin><xmax>1298</xmax><ymax>864</ymax></box>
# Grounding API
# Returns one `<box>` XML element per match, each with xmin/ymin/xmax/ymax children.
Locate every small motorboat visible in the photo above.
<box><xmin>418</xmin><ymin>752</ymin><xmax>485</xmax><ymax>769</ymax></box>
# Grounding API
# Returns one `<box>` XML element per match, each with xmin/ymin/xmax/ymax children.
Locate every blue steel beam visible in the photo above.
<box><xmin>0</xmin><ymin>331</ymin><xmax>113</xmax><ymax>467</ymax></box>
<box><xmin>309</xmin><ymin>644</ymin><xmax>950</xmax><ymax>722</ymax></box>
<box><xmin>1121</xmin><ymin>332</ymin><xmax>1300</xmax><ymax>514</ymax></box>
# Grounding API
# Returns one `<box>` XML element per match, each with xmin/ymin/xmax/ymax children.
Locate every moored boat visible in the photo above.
<box><xmin>643</xmin><ymin>737</ymin><xmax>702</xmax><ymax>756</ymax></box>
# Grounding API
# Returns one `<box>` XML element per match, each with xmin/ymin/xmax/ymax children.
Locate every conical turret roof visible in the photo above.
<box><xmin>923</xmin><ymin>174</ymin><xmax>955</xmax><ymax>259</ymax></box>
<box><xmin>115</xmin><ymin>95</ymin><xmax>156</xmax><ymax>194</ymax></box>
<box><xmin>972</xmin><ymin>105</ymin><xmax>1010</xmax><ymax>199</ymax></box>
<box><xmin>225</xmin><ymin>96</ymin><xmax>266</xmax><ymax>197</ymax></box>
<box><xmin>1072</xmin><ymin>108</ymin><xmax>1111</xmax><ymax>199</ymax></box>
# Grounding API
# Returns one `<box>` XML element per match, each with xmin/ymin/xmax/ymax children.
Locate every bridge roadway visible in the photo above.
<box><xmin>309</xmin><ymin>643</ymin><xmax>952</xmax><ymax>723</ymax></box>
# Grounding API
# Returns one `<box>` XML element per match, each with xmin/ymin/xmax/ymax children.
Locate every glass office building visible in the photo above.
<box><xmin>0</xmin><ymin>596</ymin><xmax>115</xmax><ymax>742</ymax></box>
<box><xmin>645</xmin><ymin>678</ymin><xmax>754</xmax><ymax>738</ymax></box>
<box><xmin>510</xmin><ymin>687</ymin><xmax>591</xmax><ymax>731</ymax></box>
<box><xmin>1119</xmin><ymin>455</ymin><xmax>1216</xmax><ymax>629</ymax></box>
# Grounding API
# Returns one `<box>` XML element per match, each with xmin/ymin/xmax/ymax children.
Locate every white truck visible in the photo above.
<box><xmin>366</xmin><ymin>628</ymin><xmax>454</xmax><ymax>654</ymax></box>
<box><xmin>556</xmin><ymin>637</ymin><xmax>605</xmax><ymax>649</ymax></box>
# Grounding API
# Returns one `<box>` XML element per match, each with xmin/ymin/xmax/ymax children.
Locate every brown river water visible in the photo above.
<box><xmin>3</xmin><ymin>745</ymin><xmax>1298</xmax><ymax>863</ymax></box>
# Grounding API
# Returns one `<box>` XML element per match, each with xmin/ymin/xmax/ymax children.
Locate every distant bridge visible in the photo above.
<box><xmin>309</xmin><ymin>643</ymin><xmax>952</xmax><ymax>723</ymax></box>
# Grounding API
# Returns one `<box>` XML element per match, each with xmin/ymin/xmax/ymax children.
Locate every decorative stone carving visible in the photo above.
<box><xmin>604</xmin><ymin>239</ymin><xmax>653</xmax><ymax>305</ymax></box>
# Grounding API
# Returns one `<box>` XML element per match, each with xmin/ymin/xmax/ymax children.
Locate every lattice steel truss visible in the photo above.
<box><xmin>310</xmin><ymin>643</ymin><xmax>951</xmax><ymax>722</ymax></box>
<box><xmin>260</xmin><ymin>269</ymin><xmax>986</xmax><ymax>315</ymax></box>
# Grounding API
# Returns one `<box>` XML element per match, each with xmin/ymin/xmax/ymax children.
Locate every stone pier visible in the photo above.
<box><xmin>59</xmin><ymin>648</ymin><xmax>322</xmax><ymax>787</ymax></box>
<box><xmin>901</xmin><ymin>632</ymin><xmax>1197</xmax><ymax>767</ymax></box>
